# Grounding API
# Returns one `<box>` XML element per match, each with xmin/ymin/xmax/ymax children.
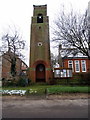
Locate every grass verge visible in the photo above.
<box><xmin>2</xmin><ymin>85</ymin><xmax>90</xmax><ymax>96</ymax></box>
<box><xmin>46</xmin><ymin>86</ymin><xmax>90</xmax><ymax>94</ymax></box>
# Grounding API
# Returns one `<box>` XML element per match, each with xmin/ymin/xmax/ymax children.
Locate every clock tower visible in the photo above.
<box><xmin>29</xmin><ymin>5</ymin><xmax>52</xmax><ymax>83</ymax></box>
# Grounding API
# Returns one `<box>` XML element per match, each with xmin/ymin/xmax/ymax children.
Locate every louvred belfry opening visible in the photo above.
<box><xmin>37</xmin><ymin>14</ymin><xmax>43</xmax><ymax>23</ymax></box>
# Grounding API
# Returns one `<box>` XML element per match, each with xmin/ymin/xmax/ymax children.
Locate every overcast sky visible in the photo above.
<box><xmin>0</xmin><ymin>0</ymin><xmax>90</xmax><ymax>66</ymax></box>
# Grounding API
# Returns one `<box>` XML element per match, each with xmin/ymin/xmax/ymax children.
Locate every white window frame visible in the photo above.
<box><xmin>68</xmin><ymin>60</ymin><xmax>74</xmax><ymax>72</ymax></box>
<box><xmin>67</xmin><ymin>69</ymin><xmax>72</xmax><ymax>77</ymax></box>
<box><xmin>22</xmin><ymin>62</ymin><xmax>24</xmax><ymax>67</ymax></box>
<box><xmin>75</xmin><ymin>60</ymin><xmax>80</xmax><ymax>72</ymax></box>
<box><xmin>63</xmin><ymin>69</ymin><xmax>67</xmax><ymax>77</ymax></box>
<box><xmin>54</xmin><ymin>70</ymin><xmax>60</xmax><ymax>78</ymax></box>
<box><xmin>81</xmin><ymin>60</ymin><xmax>86</xmax><ymax>72</ymax></box>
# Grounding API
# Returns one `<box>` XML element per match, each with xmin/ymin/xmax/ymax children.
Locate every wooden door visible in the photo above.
<box><xmin>36</xmin><ymin>64</ymin><xmax>45</xmax><ymax>82</ymax></box>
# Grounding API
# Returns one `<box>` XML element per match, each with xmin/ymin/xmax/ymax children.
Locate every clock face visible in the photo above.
<box><xmin>38</xmin><ymin>42</ymin><xmax>42</xmax><ymax>46</ymax></box>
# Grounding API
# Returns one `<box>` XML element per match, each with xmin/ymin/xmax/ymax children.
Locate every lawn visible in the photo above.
<box><xmin>1</xmin><ymin>85</ymin><xmax>90</xmax><ymax>95</ymax></box>
<box><xmin>46</xmin><ymin>86</ymin><xmax>90</xmax><ymax>94</ymax></box>
<box><xmin>2</xmin><ymin>85</ymin><xmax>61</xmax><ymax>95</ymax></box>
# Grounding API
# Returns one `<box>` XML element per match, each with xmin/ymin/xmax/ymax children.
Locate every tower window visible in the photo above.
<box><xmin>37</xmin><ymin>14</ymin><xmax>43</xmax><ymax>23</ymax></box>
<box><xmin>38</xmin><ymin>42</ymin><xmax>42</xmax><ymax>46</ymax></box>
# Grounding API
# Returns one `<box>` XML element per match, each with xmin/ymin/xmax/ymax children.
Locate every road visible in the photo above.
<box><xmin>1</xmin><ymin>96</ymin><xmax>89</xmax><ymax>119</ymax></box>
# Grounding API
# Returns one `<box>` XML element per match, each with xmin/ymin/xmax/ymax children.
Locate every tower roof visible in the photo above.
<box><xmin>33</xmin><ymin>4</ymin><xmax>47</xmax><ymax>7</ymax></box>
<box><xmin>33</xmin><ymin>4</ymin><xmax>47</xmax><ymax>16</ymax></box>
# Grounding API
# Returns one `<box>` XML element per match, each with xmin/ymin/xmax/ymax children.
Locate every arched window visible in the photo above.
<box><xmin>37</xmin><ymin>14</ymin><xmax>43</xmax><ymax>23</ymax></box>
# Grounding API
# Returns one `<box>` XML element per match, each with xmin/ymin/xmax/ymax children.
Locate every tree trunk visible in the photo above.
<box><xmin>11</xmin><ymin>57</ymin><xmax>16</xmax><ymax>77</ymax></box>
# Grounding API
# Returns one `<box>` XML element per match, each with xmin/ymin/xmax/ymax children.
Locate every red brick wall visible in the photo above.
<box><xmin>2</xmin><ymin>57</ymin><xmax>11</xmax><ymax>79</ymax></box>
<box><xmin>2</xmin><ymin>56</ymin><xmax>22</xmax><ymax>79</ymax></box>
<box><xmin>63</xmin><ymin>58</ymin><xmax>90</xmax><ymax>73</ymax></box>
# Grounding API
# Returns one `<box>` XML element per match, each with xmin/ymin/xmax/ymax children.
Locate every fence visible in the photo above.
<box><xmin>54</xmin><ymin>68</ymin><xmax>72</xmax><ymax>78</ymax></box>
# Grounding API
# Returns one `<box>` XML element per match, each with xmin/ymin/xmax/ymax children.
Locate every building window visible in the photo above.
<box><xmin>68</xmin><ymin>60</ymin><xmax>73</xmax><ymax>72</ymax></box>
<box><xmin>37</xmin><ymin>14</ymin><xmax>43</xmax><ymax>23</ymax></box>
<box><xmin>67</xmin><ymin>69</ymin><xmax>72</xmax><ymax>77</ymax></box>
<box><xmin>75</xmin><ymin>60</ymin><xmax>80</xmax><ymax>72</ymax></box>
<box><xmin>54</xmin><ymin>70</ymin><xmax>60</xmax><ymax>78</ymax></box>
<box><xmin>54</xmin><ymin>69</ymin><xmax>72</xmax><ymax>78</ymax></box>
<box><xmin>81</xmin><ymin>60</ymin><xmax>86</xmax><ymax>72</ymax></box>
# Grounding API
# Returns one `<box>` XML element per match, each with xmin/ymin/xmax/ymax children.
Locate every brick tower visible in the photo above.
<box><xmin>29</xmin><ymin>5</ymin><xmax>52</xmax><ymax>83</ymax></box>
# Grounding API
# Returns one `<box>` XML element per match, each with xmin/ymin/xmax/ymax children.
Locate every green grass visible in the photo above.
<box><xmin>2</xmin><ymin>85</ymin><xmax>61</xmax><ymax>95</ymax></box>
<box><xmin>47</xmin><ymin>86</ymin><xmax>90</xmax><ymax>94</ymax></box>
<box><xmin>2</xmin><ymin>85</ymin><xmax>90</xmax><ymax>95</ymax></box>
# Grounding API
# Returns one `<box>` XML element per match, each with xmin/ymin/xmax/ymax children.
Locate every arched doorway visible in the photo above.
<box><xmin>36</xmin><ymin>64</ymin><xmax>45</xmax><ymax>82</ymax></box>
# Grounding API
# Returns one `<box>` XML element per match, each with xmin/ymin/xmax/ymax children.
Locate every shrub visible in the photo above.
<box><xmin>2</xmin><ymin>78</ymin><xmax>6</xmax><ymax>86</ymax></box>
<box><xmin>73</xmin><ymin>73</ymin><xmax>90</xmax><ymax>85</ymax></box>
<box><xmin>55</xmin><ymin>72</ymin><xmax>90</xmax><ymax>85</ymax></box>
<box><xmin>2</xmin><ymin>78</ymin><xmax>17</xmax><ymax>87</ymax></box>
<box><xmin>48</xmin><ymin>78</ymin><xmax>56</xmax><ymax>85</ymax></box>
<box><xmin>81</xmin><ymin>72</ymin><xmax>90</xmax><ymax>85</ymax></box>
<box><xmin>17</xmin><ymin>77</ymin><xmax>27</xmax><ymax>87</ymax></box>
<box><xmin>53</xmin><ymin>78</ymin><xmax>71</xmax><ymax>85</ymax></box>
<box><xmin>51</xmin><ymin>72</ymin><xmax>90</xmax><ymax>85</ymax></box>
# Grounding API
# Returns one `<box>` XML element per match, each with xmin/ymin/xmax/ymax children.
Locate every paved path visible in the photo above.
<box><xmin>1</xmin><ymin>96</ymin><xmax>89</xmax><ymax>118</ymax></box>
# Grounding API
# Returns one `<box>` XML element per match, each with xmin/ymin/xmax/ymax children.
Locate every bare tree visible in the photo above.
<box><xmin>0</xmin><ymin>26</ymin><xmax>26</xmax><ymax>77</ymax></box>
<box><xmin>51</xmin><ymin>53</ymin><xmax>57</xmax><ymax>68</ymax></box>
<box><xmin>51</xmin><ymin>52</ymin><xmax>59</xmax><ymax>68</ymax></box>
<box><xmin>52</xmin><ymin>8</ymin><xmax>90</xmax><ymax>59</ymax></box>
